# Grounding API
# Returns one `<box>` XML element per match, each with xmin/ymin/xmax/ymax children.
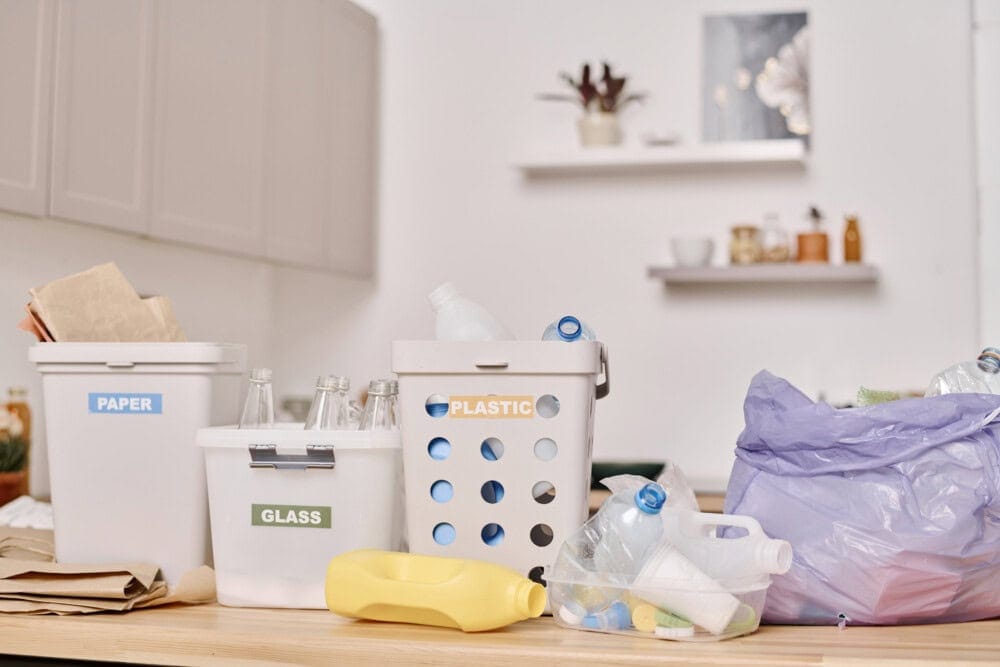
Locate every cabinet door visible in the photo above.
<box><xmin>150</xmin><ymin>0</ymin><xmax>268</xmax><ymax>256</ymax></box>
<box><xmin>263</xmin><ymin>0</ymin><xmax>332</xmax><ymax>268</ymax></box>
<box><xmin>264</xmin><ymin>0</ymin><xmax>377</xmax><ymax>275</ymax></box>
<box><xmin>326</xmin><ymin>0</ymin><xmax>377</xmax><ymax>277</ymax></box>
<box><xmin>0</xmin><ymin>0</ymin><xmax>54</xmax><ymax>216</ymax></box>
<box><xmin>50</xmin><ymin>0</ymin><xmax>154</xmax><ymax>233</ymax></box>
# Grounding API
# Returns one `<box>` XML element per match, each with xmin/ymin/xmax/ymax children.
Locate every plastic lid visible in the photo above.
<box><xmin>556</xmin><ymin>316</ymin><xmax>583</xmax><ymax>342</ymax></box>
<box><xmin>427</xmin><ymin>282</ymin><xmax>459</xmax><ymax>310</ymax></box>
<box><xmin>250</xmin><ymin>368</ymin><xmax>272</xmax><ymax>382</ymax></box>
<box><xmin>316</xmin><ymin>375</ymin><xmax>350</xmax><ymax>391</ymax></box>
<box><xmin>978</xmin><ymin>348</ymin><xmax>1000</xmax><ymax>373</ymax></box>
<box><xmin>635</xmin><ymin>483</ymin><xmax>667</xmax><ymax>514</ymax></box>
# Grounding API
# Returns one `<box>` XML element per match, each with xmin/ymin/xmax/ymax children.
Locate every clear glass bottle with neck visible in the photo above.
<box><xmin>238</xmin><ymin>368</ymin><xmax>274</xmax><ymax>428</ymax></box>
<box><xmin>360</xmin><ymin>379</ymin><xmax>396</xmax><ymax>430</ymax></box>
<box><xmin>304</xmin><ymin>375</ymin><xmax>351</xmax><ymax>430</ymax></box>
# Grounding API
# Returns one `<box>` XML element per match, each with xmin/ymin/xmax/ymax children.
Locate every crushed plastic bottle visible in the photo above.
<box><xmin>542</xmin><ymin>315</ymin><xmax>596</xmax><ymax>342</ymax></box>
<box><xmin>926</xmin><ymin>348</ymin><xmax>1000</xmax><ymax>396</ymax></box>
<box><xmin>428</xmin><ymin>282</ymin><xmax>514</xmax><ymax>341</ymax></box>
<box><xmin>591</xmin><ymin>482</ymin><xmax>667</xmax><ymax>580</ymax></box>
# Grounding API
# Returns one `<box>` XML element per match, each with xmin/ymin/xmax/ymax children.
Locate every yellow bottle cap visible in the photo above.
<box><xmin>631</xmin><ymin>604</ymin><xmax>658</xmax><ymax>633</ymax></box>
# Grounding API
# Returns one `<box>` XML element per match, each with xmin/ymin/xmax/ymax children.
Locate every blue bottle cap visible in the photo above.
<box><xmin>635</xmin><ymin>483</ymin><xmax>667</xmax><ymax>514</ymax></box>
<box><xmin>557</xmin><ymin>316</ymin><xmax>583</xmax><ymax>341</ymax></box>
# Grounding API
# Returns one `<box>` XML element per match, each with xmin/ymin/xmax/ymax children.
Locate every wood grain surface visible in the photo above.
<box><xmin>1</xmin><ymin>603</ymin><xmax>998</xmax><ymax>666</ymax></box>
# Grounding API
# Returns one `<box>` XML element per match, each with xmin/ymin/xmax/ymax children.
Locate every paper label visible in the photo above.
<box><xmin>251</xmin><ymin>504</ymin><xmax>331</xmax><ymax>528</ymax></box>
<box><xmin>449</xmin><ymin>395</ymin><xmax>534</xmax><ymax>419</ymax></box>
<box><xmin>88</xmin><ymin>393</ymin><xmax>162</xmax><ymax>414</ymax></box>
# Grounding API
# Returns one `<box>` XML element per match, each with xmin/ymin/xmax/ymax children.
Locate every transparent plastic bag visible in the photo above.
<box><xmin>727</xmin><ymin>370</ymin><xmax>1000</xmax><ymax>625</ymax></box>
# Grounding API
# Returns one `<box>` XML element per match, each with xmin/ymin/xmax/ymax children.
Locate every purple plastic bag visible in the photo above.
<box><xmin>725</xmin><ymin>371</ymin><xmax>1000</xmax><ymax>625</ymax></box>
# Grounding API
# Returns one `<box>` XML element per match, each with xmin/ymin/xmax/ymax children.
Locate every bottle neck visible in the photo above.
<box><xmin>515</xmin><ymin>580</ymin><xmax>546</xmax><ymax>619</ymax></box>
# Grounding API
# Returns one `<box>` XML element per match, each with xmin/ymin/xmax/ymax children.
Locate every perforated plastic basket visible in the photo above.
<box><xmin>392</xmin><ymin>341</ymin><xmax>608</xmax><ymax>586</ymax></box>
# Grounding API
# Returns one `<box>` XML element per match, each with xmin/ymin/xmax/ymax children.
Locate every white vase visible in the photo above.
<box><xmin>577</xmin><ymin>111</ymin><xmax>621</xmax><ymax>147</ymax></box>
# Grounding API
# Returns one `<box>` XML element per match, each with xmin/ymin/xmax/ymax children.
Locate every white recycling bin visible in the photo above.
<box><xmin>29</xmin><ymin>342</ymin><xmax>246</xmax><ymax>586</ymax></box>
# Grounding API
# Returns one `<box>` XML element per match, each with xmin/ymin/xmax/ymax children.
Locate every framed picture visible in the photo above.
<box><xmin>702</xmin><ymin>12</ymin><xmax>809</xmax><ymax>142</ymax></box>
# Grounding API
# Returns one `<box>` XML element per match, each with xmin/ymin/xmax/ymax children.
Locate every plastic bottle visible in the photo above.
<box><xmin>359</xmin><ymin>379</ymin><xmax>396</xmax><ymax>430</ymax></box>
<box><xmin>304</xmin><ymin>375</ymin><xmax>351</xmax><ymax>430</ymax></box>
<box><xmin>542</xmin><ymin>315</ymin><xmax>596</xmax><ymax>342</ymax></box>
<box><xmin>428</xmin><ymin>282</ymin><xmax>514</xmax><ymax>341</ymax></box>
<box><xmin>325</xmin><ymin>549</ymin><xmax>546</xmax><ymax>632</ymax></box>
<box><xmin>592</xmin><ymin>483</ymin><xmax>667</xmax><ymax>580</ymax></box>
<box><xmin>925</xmin><ymin>348</ymin><xmax>1000</xmax><ymax>396</ymax></box>
<box><xmin>659</xmin><ymin>509</ymin><xmax>793</xmax><ymax>582</ymax></box>
<box><xmin>238</xmin><ymin>368</ymin><xmax>274</xmax><ymax>429</ymax></box>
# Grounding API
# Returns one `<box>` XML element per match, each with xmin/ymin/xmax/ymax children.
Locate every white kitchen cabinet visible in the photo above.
<box><xmin>149</xmin><ymin>0</ymin><xmax>269</xmax><ymax>257</ymax></box>
<box><xmin>50</xmin><ymin>0</ymin><xmax>154</xmax><ymax>234</ymax></box>
<box><xmin>41</xmin><ymin>0</ymin><xmax>378</xmax><ymax>275</ymax></box>
<box><xmin>0</xmin><ymin>0</ymin><xmax>54</xmax><ymax>217</ymax></box>
<box><xmin>263</xmin><ymin>0</ymin><xmax>377</xmax><ymax>275</ymax></box>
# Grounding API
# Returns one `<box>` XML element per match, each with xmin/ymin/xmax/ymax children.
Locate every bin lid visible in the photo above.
<box><xmin>391</xmin><ymin>340</ymin><xmax>602</xmax><ymax>375</ymax></box>
<box><xmin>29</xmin><ymin>342</ymin><xmax>247</xmax><ymax>366</ymax></box>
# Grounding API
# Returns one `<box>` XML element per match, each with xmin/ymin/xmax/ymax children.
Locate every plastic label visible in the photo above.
<box><xmin>251</xmin><ymin>504</ymin><xmax>331</xmax><ymax>528</ymax></box>
<box><xmin>88</xmin><ymin>392</ymin><xmax>162</xmax><ymax>414</ymax></box>
<box><xmin>449</xmin><ymin>395</ymin><xmax>534</xmax><ymax>419</ymax></box>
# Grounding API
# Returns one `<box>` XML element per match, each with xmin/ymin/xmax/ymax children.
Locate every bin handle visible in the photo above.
<box><xmin>248</xmin><ymin>444</ymin><xmax>335</xmax><ymax>470</ymax></box>
<box><xmin>596</xmin><ymin>343</ymin><xmax>610</xmax><ymax>400</ymax></box>
<box><xmin>475</xmin><ymin>361</ymin><xmax>509</xmax><ymax>369</ymax></box>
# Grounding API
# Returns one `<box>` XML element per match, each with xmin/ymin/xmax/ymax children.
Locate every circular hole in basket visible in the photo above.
<box><xmin>533</xmin><ymin>438</ymin><xmax>558</xmax><ymax>461</ymax></box>
<box><xmin>427</xmin><ymin>437</ymin><xmax>451</xmax><ymax>461</ymax></box>
<box><xmin>425</xmin><ymin>394</ymin><xmax>449</xmax><ymax>418</ymax></box>
<box><xmin>536</xmin><ymin>395</ymin><xmax>560</xmax><ymax>418</ymax></box>
<box><xmin>480</xmin><ymin>437</ymin><xmax>504</xmax><ymax>461</ymax></box>
<box><xmin>527</xmin><ymin>566</ymin><xmax>546</xmax><ymax>587</ymax></box>
<box><xmin>481</xmin><ymin>523</ymin><xmax>505</xmax><ymax>546</ymax></box>
<box><xmin>430</xmin><ymin>480</ymin><xmax>453</xmax><ymax>503</ymax></box>
<box><xmin>530</xmin><ymin>523</ymin><xmax>554</xmax><ymax>547</ymax></box>
<box><xmin>432</xmin><ymin>522</ymin><xmax>456</xmax><ymax>545</ymax></box>
<box><xmin>532</xmin><ymin>481</ymin><xmax>556</xmax><ymax>504</ymax></box>
<box><xmin>480</xmin><ymin>480</ymin><xmax>505</xmax><ymax>504</ymax></box>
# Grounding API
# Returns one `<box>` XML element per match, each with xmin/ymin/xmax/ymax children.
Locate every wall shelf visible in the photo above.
<box><xmin>648</xmin><ymin>263</ymin><xmax>879</xmax><ymax>284</ymax></box>
<box><xmin>514</xmin><ymin>139</ymin><xmax>806</xmax><ymax>176</ymax></box>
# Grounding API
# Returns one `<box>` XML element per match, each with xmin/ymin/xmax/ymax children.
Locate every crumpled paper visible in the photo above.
<box><xmin>22</xmin><ymin>262</ymin><xmax>185</xmax><ymax>342</ymax></box>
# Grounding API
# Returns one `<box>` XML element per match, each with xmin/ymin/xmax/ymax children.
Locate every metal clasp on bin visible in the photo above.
<box><xmin>596</xmin><ymin>343</ymin><xmax>610</xmax><ymax>400</ymax></box>
<box><xmin>248</xmin><ymin>444</ymin><xmax>335</xmax><ymax>470</ymax></box>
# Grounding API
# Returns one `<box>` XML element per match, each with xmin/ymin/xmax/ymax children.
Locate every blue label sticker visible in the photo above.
<box><xmin>88</xmin><ymin>393</ymin><xmax>162</xmax><ymax>414</ymax></box>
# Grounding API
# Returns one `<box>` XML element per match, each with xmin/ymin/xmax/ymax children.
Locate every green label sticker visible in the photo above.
<box><xmin>251</xmin><ymin>504</ymin><xmax>331</xmax><ymax>528</ymax></box>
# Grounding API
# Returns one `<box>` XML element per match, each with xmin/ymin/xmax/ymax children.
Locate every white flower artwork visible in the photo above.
<box><xmin>755</xmin><ymin>26</ymin><xmax>810</xmax><ymax>136</ymax></box>
<box><xmin>702</xmin><ymin>12</ymin><xmax>809</xmax><ymax>142</ymax></box>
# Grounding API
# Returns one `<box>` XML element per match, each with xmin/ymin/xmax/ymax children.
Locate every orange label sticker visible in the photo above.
<box><xmin>449</xmin><ymin>395</ymin><xmax>534</xmax><ymax>419</ymax></box>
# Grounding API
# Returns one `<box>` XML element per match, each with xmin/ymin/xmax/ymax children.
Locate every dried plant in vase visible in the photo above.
<box><xmin>538</xmin><ymin>62</ymin><xmax>646</xmax><ymax>147</ymax></box>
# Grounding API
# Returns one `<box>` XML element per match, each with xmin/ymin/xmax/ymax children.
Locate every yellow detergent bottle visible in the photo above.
<box><xmin>325</xmin><ymin>549</ymin><xmax>546</xmax><ymax>632</ymax></box>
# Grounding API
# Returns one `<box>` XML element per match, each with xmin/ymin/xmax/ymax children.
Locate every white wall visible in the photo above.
<box><xmin>976</xmin><ymin>0</ymin><xmax>1000</xmax><ymax>343</ymax></box>
<box><xmin>0</xmin><ymin>211</ymin><xmax>273</xmax><ymax>496</ymax></box>
<box><xmin>1</xmin><ymin>0</ymin><xmax>980</xmax><ymax>495</ymax></box>
<box><xmin>271</xmin><ymin>0</ymin><xmax>979</xmax><ymax>489</ymax></box>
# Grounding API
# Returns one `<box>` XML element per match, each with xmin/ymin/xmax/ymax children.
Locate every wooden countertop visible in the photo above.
<box><xmin>1</xmin><ymin>603</ymin><xmax>998</xmax><ymax>666</ymax></box>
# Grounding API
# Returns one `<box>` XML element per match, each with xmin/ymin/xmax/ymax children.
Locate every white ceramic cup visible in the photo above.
<box><xmin>671</xmin><ymin>237</ymin><xmax>715</xmax><ymax>267</ymax></box>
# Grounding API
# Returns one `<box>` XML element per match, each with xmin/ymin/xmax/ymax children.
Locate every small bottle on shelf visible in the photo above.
<box><xmin>843</xmin><ymin>214</ymin><xmax>862</xmax><ymax>263</ymax></box>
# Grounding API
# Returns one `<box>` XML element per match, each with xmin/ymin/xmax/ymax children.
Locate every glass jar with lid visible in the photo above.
<box><xmin>729</xmin><ymin>225</ymin><xmax>763</xmax><ymax>264</ymax></box>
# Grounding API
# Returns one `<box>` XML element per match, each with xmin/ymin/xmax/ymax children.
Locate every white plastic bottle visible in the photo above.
<box><xmin>659</xmin><ymin>510</ymin><xmax>793</xmax><ymax>581</ymax></box>
<box><xmin>542</xmin><ymin>315</ymin><xmax>596</xmax><ymax>342</ymax></box>
<box><xmin>592</xmin><ymin>483</ymin><xmax>667</xmax><ymax>580</ymax></box>
<box><xmin>428</xmin><ymin>282</ymin><xmax>514</xmax><ymax>341</ymax></box>
<box><xmin>926</xmin><ymin>347</ymin><xmax>1000</xmax><ymax>396</ymax></box>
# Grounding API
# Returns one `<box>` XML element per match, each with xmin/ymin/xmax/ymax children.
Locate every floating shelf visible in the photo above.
<box><xmin>515</xmin><ymin>139</ymin><xmax>806</xmax><ymax>175</ymax></box>
<box><xmin>648</xmin><ymin>263</ymin><xmax>879</xmax><ymax>284</ymax></box>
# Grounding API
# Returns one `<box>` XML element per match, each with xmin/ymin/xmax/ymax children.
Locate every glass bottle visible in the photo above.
<box><xmin>388</xmin><ymin>379</ymin><xmax>400</xmax><ymax>429</ymax></box>
<box><xmin>7</xmin><ymin>387</ymin><xmax>30</xmax><ymax>495</ymax></box>
<box><xmin>238</xmin><ymin>368</ymin><xmax>275</xmax><ymax>429</ymax></box>
<box><xmin>844</xmin><ymin>215</ymin><xmax>862</xmax><ymax>263</ymax></box>
<box><xmin>360</xmin><ymin>379</ymin><xmax>395</xmax><ymax>431</ymax></box>
<box><xmin>304</xmin><ymin>375</ymin><xmax>351</xmax><ymax>430</ymax></box>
